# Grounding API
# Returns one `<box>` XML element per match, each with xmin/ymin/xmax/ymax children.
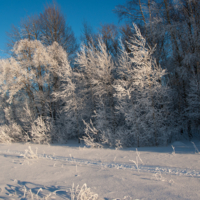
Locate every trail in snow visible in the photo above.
<box><xmin>1</xmin><ymin>149</ymin><xmax>200</xmax><ymax>178</ymax></box>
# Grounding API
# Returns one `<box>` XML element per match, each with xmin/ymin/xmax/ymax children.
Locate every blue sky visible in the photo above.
<box><xmin>0</xmin><ymin>0</ymin><xmax>125</xmax><ymax>58</ymax></box>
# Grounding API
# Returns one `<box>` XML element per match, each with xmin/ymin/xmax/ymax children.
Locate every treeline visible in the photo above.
<box><xmin>0</xmin><ymin>0</ymin><xmax>200</xmax><ymax>147</ymax></box>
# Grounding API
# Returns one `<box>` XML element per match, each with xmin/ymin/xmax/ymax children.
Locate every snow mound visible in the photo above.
<box><xmin>171</xmin><ymin>141</ymin><xmax>186</xmax><ymax>146</ymax></box>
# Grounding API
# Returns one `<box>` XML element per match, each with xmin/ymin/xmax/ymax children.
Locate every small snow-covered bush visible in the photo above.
<box><xmin>0</xmin><ymin>123</ymin><xmax>29</xmax><ymax>143</ymax></box>
<box><xmin>22</xmin><ymin>146</ymin><xmax>38</xmax><ymax>159</ymax></box>
<box><xmin>0</xmin><ymin>125</ymin><xmax>13</xmax><ymax>143</ymax></box>
<box><xmin>81</xmin><ymin>120</ymin><xmax>103</xmax><ymax>148</ymax></box>
<box><xmin>30</xmin><ymin>116</ymin><xmax>53</xmax><ymax>144</ymax></box>
<box><xmin>70</xmin><ymin>183</ymin><xmax>98</xmax><ymax>200</ymax></box>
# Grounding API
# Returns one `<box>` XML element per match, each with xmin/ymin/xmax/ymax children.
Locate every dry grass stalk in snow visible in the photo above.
<box><xmin>129</xmin><ymin>148</ymin><xmax>144</xmax><ymax>171</ymax></box>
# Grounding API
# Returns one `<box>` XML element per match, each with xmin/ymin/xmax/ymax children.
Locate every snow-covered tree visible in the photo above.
<box><xmin>0</xmin><ymin>39</ymin><xmax>76</xmax><ymax>143</ymax></box>
<box><xmin>114</xmin><ymin>24</ymin><xmax>173</xmax><ymax>147</ymax></box>
<box><xmin>186</xmin><ymin>68</ymin><xmax>200</xmax><ymax>139</ymax></box>
<box><xmin>7</xmin><ymin>3</ymin><xmax>78</xmax><ymax>60</ymax></box>
<box><xmin>76</xmin><ymin>38</ymin><xmax>117</xmax><ymax>146</ymax></box>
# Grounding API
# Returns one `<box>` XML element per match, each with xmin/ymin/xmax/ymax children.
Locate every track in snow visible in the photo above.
<box><xmin>1</xmin><ymin>149</ymin><xmax>200</xmax><ymax>178</ymax></box>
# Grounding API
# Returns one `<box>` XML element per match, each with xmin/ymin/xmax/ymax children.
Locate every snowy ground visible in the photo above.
<box><xmin>0</xmin><ymin>140</ymin><xmax>200</xmax><ymax>200</ymax></box>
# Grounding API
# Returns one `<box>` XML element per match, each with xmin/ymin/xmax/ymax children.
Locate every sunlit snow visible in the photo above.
<box><xmin>0</xmin><ymin>140</ymin><xmax>200</xmax><ymax>199</ymax></box>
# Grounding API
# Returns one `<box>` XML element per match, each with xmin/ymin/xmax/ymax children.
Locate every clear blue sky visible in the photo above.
<box><xmin>0</xmin><ymin>0</ymin><xmax>125</xmax><ymax>58</ymax></box>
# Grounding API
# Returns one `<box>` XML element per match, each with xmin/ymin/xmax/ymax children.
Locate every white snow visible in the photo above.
<box><xmin>171</xmin><ymin>141</ymin><xmax>186</xmax><ymax>146</ymax></box>
<box><xmin>0</xmin><ymin>141</ymin><xmax>200</xmax><ymax>199</ymax></box>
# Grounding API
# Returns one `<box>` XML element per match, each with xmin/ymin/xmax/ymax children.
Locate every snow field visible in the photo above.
<box><xmin>0</xmin><ymin>141</ymin><xmax>200</xmax><ymax>199</ymax></box>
